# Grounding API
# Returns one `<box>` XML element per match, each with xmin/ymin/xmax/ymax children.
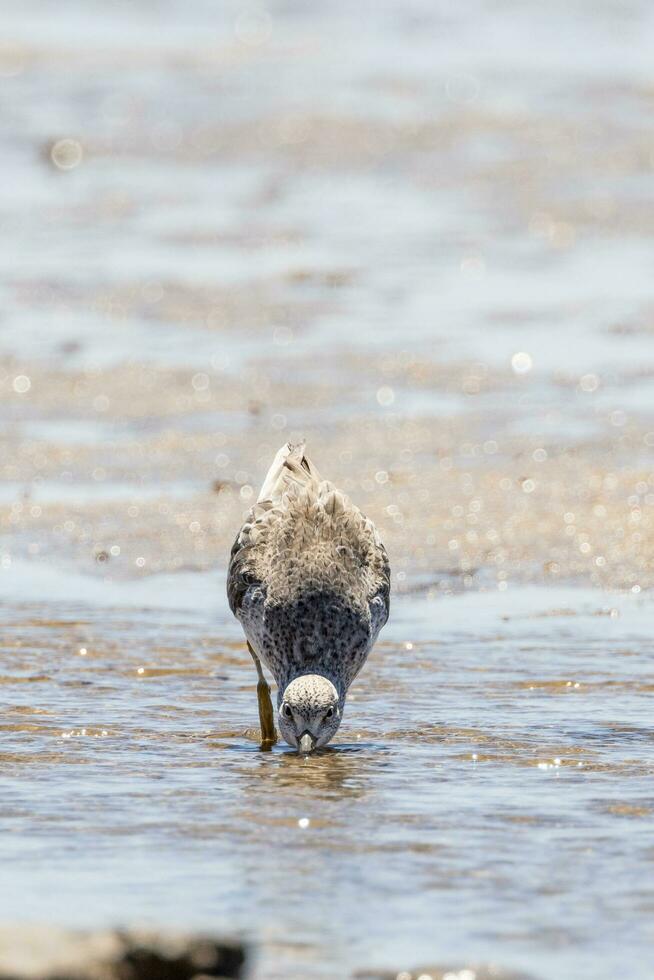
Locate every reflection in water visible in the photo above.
<box><xmin>239</xmin><ymin>743</ymin><xmax>380</xmax><ymax>804</ymax></box>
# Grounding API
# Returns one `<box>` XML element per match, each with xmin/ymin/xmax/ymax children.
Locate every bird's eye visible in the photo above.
<box><xmin>325</xmin><ymin>707</ymin><xmax>334</xmax><ymax>719</ymax></box>
<box><xmin>282</xmin><ymin>703</ymin><xmax>292</xmax><ymax>719</ymax></box>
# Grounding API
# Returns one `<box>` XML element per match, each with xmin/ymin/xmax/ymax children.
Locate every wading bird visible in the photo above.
<box><xmin>227</xmin><ymin>442</ymin><xmax>390</xmax><ymax>752</ymax></box>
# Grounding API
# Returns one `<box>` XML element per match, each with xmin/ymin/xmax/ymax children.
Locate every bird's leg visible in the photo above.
<box><xmin>247</xmin><ymin>642</ymin><xmax>277</xmax><ymax>750</ymax></box>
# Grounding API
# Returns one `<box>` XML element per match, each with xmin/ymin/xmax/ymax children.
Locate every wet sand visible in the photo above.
<box><xmin>2</xmin><ymin>1</ymin><xmax>654</xmax><ymax>977</ymax></box>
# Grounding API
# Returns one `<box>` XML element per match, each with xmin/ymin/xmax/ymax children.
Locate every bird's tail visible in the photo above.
<box><xmin>257</xmin><ymin>441</ymin><xmax>321</xmax><ymax>504</ymax></box>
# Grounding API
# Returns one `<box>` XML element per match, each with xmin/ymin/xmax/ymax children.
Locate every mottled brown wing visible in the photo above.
<box><xmin>226</xmin><ymin>532</ymin><xmax>261</xmax><ymax>617</ymax></box>
<box><xmin>368</xmin><ymin>538</ymin><xmax>391</xmax><ymax>636</ymax></box>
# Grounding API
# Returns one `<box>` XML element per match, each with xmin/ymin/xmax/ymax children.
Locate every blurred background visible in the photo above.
<box><xmin>2</xmin><ymin>4</ymin><xmax>654</xmax><ymax>980</ymax></box>
<box><xmin>2</xmin><ymin>0</ymin><xmax>654</xmax><ymax>594</ymax></box>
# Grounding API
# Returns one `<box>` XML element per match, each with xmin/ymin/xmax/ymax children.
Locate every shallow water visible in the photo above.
<box><xmin>2</xmin><ymin>575</ymin><xmax>653</xmax><ymax>979</ymax></box>
<box><xmin>2</xmin><ymin>0</ymin><xmax>654</xmax><ymax>977</ymax></box>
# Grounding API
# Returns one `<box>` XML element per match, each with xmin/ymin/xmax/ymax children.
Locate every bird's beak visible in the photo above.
<box><xmin>299</xmin><ymin>732</ymin><xmax>316</xmax><ymax>754</ymax></box>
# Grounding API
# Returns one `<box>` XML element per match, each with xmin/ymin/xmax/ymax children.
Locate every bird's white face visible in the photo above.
<box><xmin>278</xmin><ymin>674</ymin><xmax>342</xmax><ymax>751</ymax></box>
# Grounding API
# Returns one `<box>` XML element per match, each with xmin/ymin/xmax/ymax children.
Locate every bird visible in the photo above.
<box><xmin>227</xmin><ymin>441</ymin><xmax>390</xmax><ymax>752</ymax></box>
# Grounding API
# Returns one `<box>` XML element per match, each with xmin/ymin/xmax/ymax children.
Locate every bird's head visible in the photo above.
<box><xmin>278</xmin><ymin>674</ymin><xmax>342</xmax><ymax>752</ymax></box>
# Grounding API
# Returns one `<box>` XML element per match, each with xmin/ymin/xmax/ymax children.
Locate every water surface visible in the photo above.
<box><xmin>2</xmin><ymin>573</ymin><xmax>653</xmax><ymax>979</ymax></box>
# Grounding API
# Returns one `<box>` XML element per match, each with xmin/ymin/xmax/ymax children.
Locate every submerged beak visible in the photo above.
<box><xmin>299</xmin><ymin>732</ymin><xmax>316</xmax><ymax>754</ymax></box>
